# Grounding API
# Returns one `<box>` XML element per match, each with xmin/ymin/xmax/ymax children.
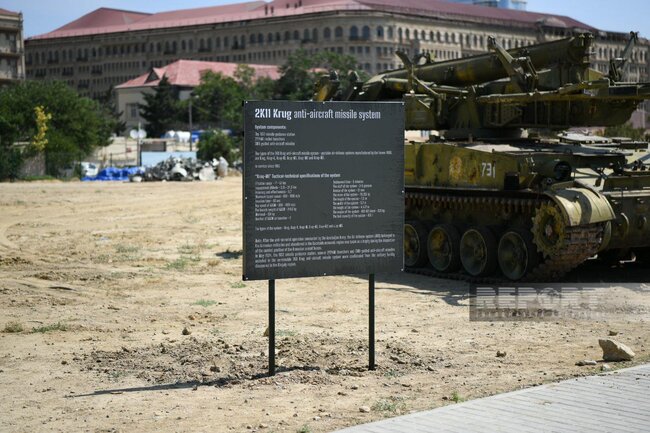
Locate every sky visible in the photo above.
<box><xmin>2</xmin><ymin>0</ymin><xmax>649</xmax><ymax>39</ymax></box>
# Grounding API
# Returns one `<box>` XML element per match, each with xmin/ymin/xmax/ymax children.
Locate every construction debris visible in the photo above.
<box><xmin>133</xmin><ymin>156</ymin><xmax>226</xmax><ymax>182</ymax></box>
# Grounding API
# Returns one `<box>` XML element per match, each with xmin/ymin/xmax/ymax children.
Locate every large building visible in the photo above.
<box><xmin>25</xmin><ymin>0</ymin><xmax>649</xmax><ymax>100</ymax></box>
<box><xmin>0</xmin><ymin>7</ymin><xmax>25</xmax><ymax>85</ymax></box>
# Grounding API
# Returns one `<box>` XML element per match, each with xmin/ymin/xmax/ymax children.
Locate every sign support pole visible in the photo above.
<box><xmin>369</xmin><ymin>273</ymin><xmax>375</xmax><ymax>370</ymax></box>
<box><xmin>268</xmin><ymin>279</ymin><xmax>276</xmax><ymax>376</ymax></box>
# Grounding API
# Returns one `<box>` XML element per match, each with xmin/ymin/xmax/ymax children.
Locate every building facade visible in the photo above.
<box><xmin>24</xmin><ymin>0</ymin><xmax>649</xmax><ymax>100</ymax></box>
<box><xmin>0</xmin><ymin>7</ymin><xmax>25</xmax><ymax>85</ymax></box>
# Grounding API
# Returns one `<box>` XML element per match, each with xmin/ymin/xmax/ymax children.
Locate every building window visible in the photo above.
<box><xmin>284</xmin><ymin>31</ymin><xmax>290</xmax><ymax>41</ymax></box>
<box><xmin>377</xmin><ymin>26</ymin><xmax>384</xmax><ymax>39</ymax></box>
<box><xmin>324</xmin><ymin>27</ymin><xmax>331</xmax><ymax>40</ymax></box>
<box><xmin>312</xmin><ymin>28</ymin><xmax>318</xmax><ymax>42</ymax></box>
<box><xmin>362</xmin><ymin>26</ymin><xmax>370</xmax><ymax>40</ymax></box>
<box><xmin>293</xmin><ymin>30</ymin><xmax>299</xmax><ymax>40</ymax></box>
<box><xmin>350</xmin><ymin>26</ymin><xmax>359</xmax><ymax>40</ymax></box>
<box><xmin>335</xmin><ymin>26</ymin><xmax>343</xmax><ymax>39</ymax></box>
<box><xmin>126</xmin><ymin>103</ymin><xmax>139</xmax><ymax>120</ymax></box>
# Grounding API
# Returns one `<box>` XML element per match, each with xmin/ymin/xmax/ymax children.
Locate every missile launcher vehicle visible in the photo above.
<box><xmin>314</xmin><ymin>32</ymin><xmax>650</xmax><ymax>281</ymax></box>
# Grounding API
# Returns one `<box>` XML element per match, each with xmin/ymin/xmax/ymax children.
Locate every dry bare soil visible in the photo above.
<box><xmin>1</xmin><ymin>178</ymin><xmax>649</xmax><ymax>433</ymax></box>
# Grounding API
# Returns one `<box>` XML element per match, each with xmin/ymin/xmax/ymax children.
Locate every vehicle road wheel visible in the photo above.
<box><xmin>404</xmin><ymin>221</ymin><xmax>428</xmax><ymax>267</ymax></box>
<box><xmin>427</xmin><ymin>224</ymin><xmax>461</xmax><ymax>272</ymax></box>
<box><xmin>460</xmin><ymin>226</ymin><xmax>497</xmax><ymax>277</ymax></box>
<box><xmin>498</xmin><ymin>229</ymin><xmax>539</xmax><ymax>281</ymax></box>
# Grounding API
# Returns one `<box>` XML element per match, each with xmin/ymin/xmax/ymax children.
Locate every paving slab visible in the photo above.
<box><xmin>334</xmin><ymin>364</ymin><xmax>650</xmax><ymax>433</ymax></box>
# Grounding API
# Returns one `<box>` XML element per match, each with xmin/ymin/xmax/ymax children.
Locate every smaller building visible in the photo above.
<box><xmin>0</xmin><ymin>7</ymin><xmax>25</xmax><ymax>85</ymax></box>
<box><xmin>115</xmin><ymin>59</ymin><xmax>280</xmax><ymax>131</ymax></box>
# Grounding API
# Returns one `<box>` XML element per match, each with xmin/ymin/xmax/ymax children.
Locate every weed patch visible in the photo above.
<box><xmin>372</xmin><ymin>396</ymin><xmax>407</xmax><ymax>414</ymax></box>
<box><xmin>193</xmin><ymin>299</ymin><xmax>217</xmax><ymax>307</ymax></box>
<box><xmin>32</xmin><ymin>322</ymin><xmax>68</xmax><ymax>333</ymax></box>
<box><xmin>3</xmin><ymin>321</ymin><xmax>24</xmax><ymax>333</ymax></box>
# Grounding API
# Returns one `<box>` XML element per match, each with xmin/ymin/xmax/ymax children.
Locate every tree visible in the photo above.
<box><xmin>197</xmin><ymin>129</ymin><xmax>237</xmax><ymax>162</ymax></box>
<box><xmin>139</xmin><ymin>76</ymin><xmax>182</xmax><ymax>138</ymax></box>
<box><xmin>191</xmin><ymin>71</ymin><xmax>243</xmax><ymax>130</ymax></box>
<box><xmin>275</xmin><ymin>50</ymin><xmax>364</xmax><ymax>100</ymax></box>
<box><xmin>97</xmin><ymin>87</ymin><xmax>126</xmax><ymax>136</ymax></box>
<box><xmin>190</xmin><ymin>64</ymin><xmax>278</xmax><ymax>160</ymax></box>
<box><xmin>0</xmin><ymin>80</ymin><xmax>114</xmax><ymax>178</ymax></box>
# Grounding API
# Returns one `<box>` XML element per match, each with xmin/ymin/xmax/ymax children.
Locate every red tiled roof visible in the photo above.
<box><xmin>357</xmin><ymin>0</ymin><xmax>594</xmax><ymax>30</ymax></box>
<box><xmin>0</xmin><ymin>8</ymin><xmax>20</xmax><ymax>16</ymax></box>
<box><xmin>115</xmin><ymin>60</ymin><xmax>280</xmax><ymax>89</ymax></box>
<box><xmin>54</xmin><ymin>8</ymin><xmax>151</xmax><ymax>32</ymax></box>
<box><xmin>29</xmin><ymin>0</ymin><xmax>595</xmax><ymax>40</ymax></box>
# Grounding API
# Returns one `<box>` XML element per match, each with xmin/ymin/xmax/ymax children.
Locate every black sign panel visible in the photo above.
<box><xmin>243</xmin><ymin>101</ymin><xmax>404</xmax><ymax>280</ymax></box>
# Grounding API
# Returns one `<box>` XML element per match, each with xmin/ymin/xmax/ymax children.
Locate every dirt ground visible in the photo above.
<box><xmin>1</xmin><ymin>177</ymin><xmax>649</xmax><ymax>433</ymax></box>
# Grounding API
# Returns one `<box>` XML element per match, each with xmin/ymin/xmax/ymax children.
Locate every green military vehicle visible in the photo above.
<box><xmin>314</xmin><ymin>32</ymin><xmax>650</xmax><ymax>281</ymax></box>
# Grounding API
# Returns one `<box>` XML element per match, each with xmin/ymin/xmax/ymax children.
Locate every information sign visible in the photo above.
<box><xmin>243</xmin><ymin>101</ymin><xmax>404</xmax><ymax>280</ymax></box>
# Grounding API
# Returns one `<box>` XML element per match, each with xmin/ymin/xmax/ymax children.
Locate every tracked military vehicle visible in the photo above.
<box><xmin>314</xmin><ymin>32</ymin><xmax>650</xmax><ymax>281</ymax></box>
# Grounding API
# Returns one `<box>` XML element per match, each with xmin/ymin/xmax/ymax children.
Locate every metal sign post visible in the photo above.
<box><xmin>268</xmin><ymin>279</ymin><xmax>276</xmax><ymax>376</ymax></box>
<box><xmin>369</xmin><ymin>273</ymin><xmax>375</xmax><ymax>370</ymax></box>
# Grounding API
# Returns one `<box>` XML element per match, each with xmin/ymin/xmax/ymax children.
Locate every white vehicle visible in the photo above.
<box><xmin>80</xmin><ymin>162</ymin><xmax>99</xmax><ymax>177</ymax></box>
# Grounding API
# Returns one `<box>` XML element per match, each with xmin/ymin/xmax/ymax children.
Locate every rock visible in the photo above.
<box><xmin>601</xmin><ymin>364</ymin><xmax>612</xmax><ymax>372</ymax></box>
<box><xmin>182</xmin><ymin>327</ymin><xmax>191</xmax><ymax>336</ymax></box>
<box><xmin>496</xmin><ymin>350</ymin><xmax>506</xmax><ymax>358</ymax></box>
<box><xmin>575</xmin><ymin>360</ymin><xmax>597</xmax><ymax>366</ymax></box>
<box><xmin>599</xmin><ymin>339</ymin><xmax>635</xmax><ymax>361</ymax></box>
<box><xmin>608</xmin><ymin>330</ymin><xmax>619</xmax><ymax>336</ymax></box>
<box><xmin>210</xmin><ymin>365</ymin><xmax>220</xmax><ymax>372</ymax></box>
<box><xmin>312</xmin><ymin>416</ymin><xmax>321</xmax><ymax>421</ymax></box>
<box><xmin>350</xmin><ymin>384</ymin><xmax>359</xmax><ymax>390</ymax></box>
<box><xmin>259</xmin><ymin>423</ymin><xmax>268</xmax><ymax>429</ymax></box>
<box><xmin>359</xmin><ymin>406</ymin><xmax>371</xmax><ymax>413</ymax></box>
<box><xmin>61</xmin><ymin>360</ymin><xmax>68</xmax><ymax>365</ymax></box>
